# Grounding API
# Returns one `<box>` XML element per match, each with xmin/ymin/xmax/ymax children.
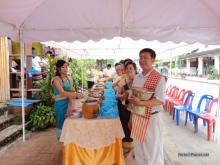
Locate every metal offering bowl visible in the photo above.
<box><xmin>132</xmin><ymin>87</ymin><xmax>154</xmax><ymax>100</ymax></box>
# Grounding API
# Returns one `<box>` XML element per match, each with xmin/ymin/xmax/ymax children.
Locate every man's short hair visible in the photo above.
<box><xmin>139</xmin><ymin>48</ymin><xmax>156</xmax><ymax>59</ymax></box>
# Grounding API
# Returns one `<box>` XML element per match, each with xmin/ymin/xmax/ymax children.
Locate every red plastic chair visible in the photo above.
<box><xmin>165</xmin><ymin>86</ymin><xmax>179</xmax><ymax>112</ymax></box>
<box><xmin>167</xmin><ymin>88</ymin><xmax>185</xmax><ymax>115</ymax></box>
<box><xmin>165</xmin><ymin>85</ymin><xmax>176</xmax><ymax>111</ymax></box>
<box><xmin>173</xmin><ymin>90</ymin><xmax>192</xmax><ymax>106</ymax></box>
<box><xmin>194</xmin><ymin>98</ymin><xmax>218</xmax><ymax>141</ymax></box>
<box><xmin>165</xmin><ymin>85</ymin><xmax>175</xmax><ymax>98</ymax></box>
<box><xmin>165</xmin><ymin>85</ymin><xmax>172</xmax><ymax>95</ymax></box>
<box><xmin>164</xmin><ymin>85</ymin><xmax>173</xmax><ymax>111</ymax></box>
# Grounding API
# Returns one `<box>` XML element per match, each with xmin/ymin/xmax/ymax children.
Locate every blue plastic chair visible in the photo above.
<box><xmin>172</xmin><ymin>90</ymin><xmax>192</xmax><ymax>119</ymax></box>
<box><xmin>185</xmin><ymin>94</ymin><xmax>213</xmax><ymax>127</ymax></box>
<box><xmin>173</xmin><ymin>92</ymin><xmax>195</xmax><ymax>126</ymax></box>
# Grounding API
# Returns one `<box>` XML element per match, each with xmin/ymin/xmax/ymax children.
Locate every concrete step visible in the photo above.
<box><xmin>0</xmin><ymin>104</ymin><xmax>7</xmax><ymax>116</ymax></box>
<box><xmin>0</xmin><ymin>115</ymin><xmax>15</xmax><ymax>132</ymax></box>
<box><xmin>0</xmin><ymin>104</ymin><xmax>32</xmax><ymax>149</ymax></box>
<box><xmin>0</xmin><ymin>124</ymin><xmax>23</xmax><ymax>148</ymax></box>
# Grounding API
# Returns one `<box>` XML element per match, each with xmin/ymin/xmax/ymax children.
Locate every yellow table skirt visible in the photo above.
<box><xmin>62</xmin><ymin>138</ymin><xmax>125</xmax><ymax>165</ymax></box>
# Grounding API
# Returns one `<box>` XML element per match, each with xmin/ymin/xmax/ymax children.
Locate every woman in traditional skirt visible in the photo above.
<box><xmin>51</xmin><ymin>60</ymin><xmax>82</xmax><ymax>139</ymax></box>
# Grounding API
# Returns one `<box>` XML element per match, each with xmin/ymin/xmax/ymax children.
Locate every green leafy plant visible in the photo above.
<box><xmin>207</xmin><ymin>67</ymin><xmax>219</xmax><ymax>80</ymax></box>
<box><xmin>30</xmin><ymin>105</ymin><xmax>55</xmax><ymax>129</ymax></box>
<box><xmin>46</xmin><ymin>55</ymin><xmax>58</xmax><ymax>85</ymax></box>
<box><xmin>33</xmin><ymin>79</ymin><xmax>53</xmax><ymax>105</ymax></box>
<box><xmin>69</xmin><ymin>59</ymin><xmax>96</xmax><ymax>89</ymax></box>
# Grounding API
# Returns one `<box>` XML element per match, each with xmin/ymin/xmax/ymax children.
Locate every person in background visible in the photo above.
<box><xmin>10</xmin><ymin>60</ymin><xmax>18</xmax><ymax>72</ymax></box>
<box><xmin>112</xmin><ymin>63</ymin><xmax>123</xmax><ymax>89</ymax></box>
<box><xmin>32</xmin><ymin>48</ymin><xmax>43</xmax><ymax>72</ymax></box>
<box><xmin>51</xmin><ymin>48</ymin><xmax>56</xmax><ymax>57</ymax></box>
<box><xmin>51</xmin><ymin>60</ymin><xmax>83</xmax><ymax>139</ymax></box>
<box><xmin>119</xmin><ymin>60</ymin><xmax>125</xmax><ymax>74</ymax></box>
<box><xmin>103</xmin><ymin>64</ymin><xmax>115</xmax><ymax>80</ymax></box>
<box><xmin>129</xmin><ymin>48</ymin><xmax>166</xmax><ymax>165</ymax></box>
<box><xmin>98</xmin><ymin>68</ymin><xmax>104</xmax><ymax>78</ymax></box>
<box><xmin>41</xmin><ymin>53</ymin><xmax>48</xmax><ymax>68</ymax></box>
<box><xmin>87</xmin><ymin>66</ymin><xmax>95</xmax><ymax>89</ymax></box>
<box><xmin>28</xmin><ymin>48</ymin><xmax>43</xmax><ymax>78</ymax></box>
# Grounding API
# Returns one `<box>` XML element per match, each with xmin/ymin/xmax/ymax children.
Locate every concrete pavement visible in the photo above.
<box><xmin>0</xmin><ymin>104</ymin><xmax>219</xmax><ymax>165</ymax></box>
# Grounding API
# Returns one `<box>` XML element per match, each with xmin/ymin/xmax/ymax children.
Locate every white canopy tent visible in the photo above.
<box><xmin>1</xmin><ymin>0</ymin><xmax>220</xmax><ymax>142</ymax></box>
<box><xmin>42</xmin><ymin>38</ymin><xmax>188</xmax><ymax>60</ymax></box>
<box><xmin>42</xmin><ymin>38</ymin><xmax>190</xmax><ymax>60</ymax></box>
<box><xmin>1</xmin><ymin>0</ymin><xmax>220</xmax><ymax>44</ymax></box>
<box><xmin>42</xmin><ymin>38</ymin><xmax>220</xmax><ymax>60</ymax></box>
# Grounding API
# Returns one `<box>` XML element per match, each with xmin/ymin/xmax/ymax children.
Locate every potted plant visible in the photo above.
<box><xmin>30</xmin><ymin>104</ymin><xmax>55</xmax><ymax>129</ymax></box>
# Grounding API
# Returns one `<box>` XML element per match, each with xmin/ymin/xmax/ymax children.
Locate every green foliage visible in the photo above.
<box><xmin>69</xmin><ymin>59</ymin><xmax>98</xmax><ymax>89</ymax></box>
<box><xmin>46</xmin><ymin>55</ymin><xmax>57</xmax><ymax>82</ymax></box>
<box><xmin>33</xmin><ymin>79</ymin><xmax>53</xmax><ymax>105</ymax></box>
<box><xmin>171</xmin><ymin>62</ymin><xmax>175</xmax><ymax>68</ymax></box>
<box><xmin>207</xmin><ymin>67</ymin><xmax>219</xmax><ymax>80</ymax></box>
<box><xmin>69</xmin><ymin>59</ymin><xmax>86</xmax><ymax>90</ymax></box>
<box><xmin>154</xmin><ymin>60</ymin><xmax>164</xmax><ymax>67</ymax></box>
<box><xmin>105</xmin><ymin>59</ymin><xmax>115</xmax><ymax>66</ymax></box>
<box><xmin>30</xmin><ymin>105</ymin><xmax>55</xmax><ymax>129</ymax></box>
<box><xmin>175</xmin><ymin>54</ymin><xmax>186</xmax><ymax>69</ymax></box>
<box><xmin>96</xmin><ymin>59</ymin><xmax>115</xmax><ymax>69</ymax></box>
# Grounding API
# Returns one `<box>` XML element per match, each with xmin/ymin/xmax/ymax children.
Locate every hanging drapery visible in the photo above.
<box><xmin>0</xmin><ymin>37</ymin><xmax>10</xmax><ymax>100</ymax></box>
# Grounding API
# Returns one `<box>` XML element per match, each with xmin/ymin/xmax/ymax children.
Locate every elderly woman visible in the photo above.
<box><xmin>51</xmin><ymin>60</ymin><xmax>82</xmax><ymax>139</ymax></box>
<box><xmin>129</xmin><ymin>48</ymin><xmax>166</xmax><ymax>165</ymax></box>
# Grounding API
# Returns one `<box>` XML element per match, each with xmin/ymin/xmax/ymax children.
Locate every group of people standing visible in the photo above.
<box><xmin>111</xmin><ymin>48</ymin><xmax>166</xmax><ymax>165</ymax></box>
<box><xmin>51</xmin><ymin>48</ymin><xmax>166</xmax><ymax>165</ymax></box>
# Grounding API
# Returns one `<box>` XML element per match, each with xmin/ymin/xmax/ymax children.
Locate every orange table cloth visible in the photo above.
<box><xmin>60</xmin><ymin>118</ymin><xmax>125</xmax><ymax>165</ymax></box>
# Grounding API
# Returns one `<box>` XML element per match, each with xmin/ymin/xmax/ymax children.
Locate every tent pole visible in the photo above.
<box><xmin>169</xmin><ymin>50</ymin><xmax>172</xmax><ymax>76</ymax></box>
<box><xmin>81</xmin><ymin>53</ymin><xmax>83</xmax><ymax>91</ymax></box>
<box><xmin>19</xmin><ymin>29</ymin><xmax>26</xmax><ymax>142</ymax></box>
